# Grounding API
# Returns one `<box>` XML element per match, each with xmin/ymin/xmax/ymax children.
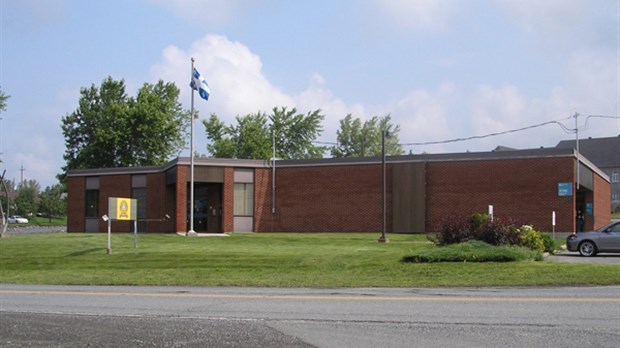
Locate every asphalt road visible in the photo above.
<box><xmin>1</xmin><ymin>284</ymin><xmax>619</xmax><ymax>347</ymax></box>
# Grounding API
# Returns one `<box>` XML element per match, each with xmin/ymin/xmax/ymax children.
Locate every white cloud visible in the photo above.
<box><xmin>493</xmin><ymin>0</ymin><xmax>617</xmax><ymax>51</ymax></box>
<box><xmin>144</xmin><ymin>0</ymin><xmax>254</xmax><ymax>27</ymax></box>
<box><xmin>151</xmin><ymin>34</ymin><xmax>295</xmax><ymax>119</ymax></box>
<box><xmin>371</xmin><ymin>0</ymin><xmax>461</xmax><ymax>31</ymax></box>
<box><xmin>151</xmin><ymin>32</ymin><xmax>619</xmax><ymax>157</ymax></box>
<box><xmin>150</xmin><ymin>34</ymin><xmax>371</xmax><ymax>151</ymax></box>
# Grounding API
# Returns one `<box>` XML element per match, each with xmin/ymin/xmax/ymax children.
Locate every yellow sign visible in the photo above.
<box><xmin>117</xmin><ymin>198</ymin><xmax>131</xmax><ymax>220</ymax></box>
<box><xmin>108</xmin><ymin>197</ymin><xmax>136</xmax><ymax>221</ymax></box>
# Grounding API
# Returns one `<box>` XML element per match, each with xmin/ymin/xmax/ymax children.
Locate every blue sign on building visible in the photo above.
<box><xmin>558</xmin><ymin>182</ymin><xmax>573</xmax><ymax>197</ymax></box>
<box><xmin>586</xmin><ymin>202</ymin><xmax>593</xmax><ymax>215</ymax></box>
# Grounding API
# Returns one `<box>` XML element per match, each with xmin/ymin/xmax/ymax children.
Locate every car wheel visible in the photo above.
<box><xmin>578</xmin><ymin>241</ymin><xmax>597</xmax><ymax>257</ymax></box>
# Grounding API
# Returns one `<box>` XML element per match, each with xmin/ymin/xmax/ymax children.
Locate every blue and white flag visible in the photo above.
<box><xmin>190</xmin><ymin>68</ymin><xmax>210</xmax><ymax>101</ymax></box>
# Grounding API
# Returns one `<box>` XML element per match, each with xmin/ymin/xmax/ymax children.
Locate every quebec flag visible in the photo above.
<box><xmin>190</xmin><ymin>68</ymin><xmax>210</xmax><ymax>101</ymax></box>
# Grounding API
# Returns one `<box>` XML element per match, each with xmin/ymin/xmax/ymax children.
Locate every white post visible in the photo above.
<box><xmin>134</xmin><ymin>219</ymin><xmax>138</xmax><ymax>249</ymax></box>
<box><xmin>488</xmin><ymin>205</ymin><xmax>494</xmax><ymax>222</ymax></box>
<box><xmin>107</xmin><ymin>218</ymin><xmax>111</xmax><ymax>255</ymax></box>
<box><xmin>552</xmin><ymin>211</ymin><xmax>556</xmax><ymax>240</ymax></box>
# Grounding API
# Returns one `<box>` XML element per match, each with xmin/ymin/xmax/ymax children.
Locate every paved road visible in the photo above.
<box><xmin>1</xmin><ymin>284</ymin><xmax>619</xmax><ymax>347</ymax></box>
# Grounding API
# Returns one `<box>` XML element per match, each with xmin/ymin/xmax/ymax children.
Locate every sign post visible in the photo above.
<box><xmin>552</xmin><ymin>211</ymin><xmax>556</xmax><ymax>240</ymax></box>
<box><xmin>105</xmin><ymin>197</ymin><xmax>138</xmax><ymax>255</ymax></box>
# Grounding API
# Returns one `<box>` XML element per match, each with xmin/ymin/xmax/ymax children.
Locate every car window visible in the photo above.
<box><xmin>610</xmin><ymin>224</ymin><xmax>620</xmax><ymax>233</ymax></box>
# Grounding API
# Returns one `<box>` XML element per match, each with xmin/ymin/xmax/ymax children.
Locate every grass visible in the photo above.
<box><xmin>28</xmin><ymin>216</ymin><xmax>67</xmax><ymax>226</ymax></box>
<box><xmin>1</xmin><ymin>232</ymin><xmax>618</xmax><ymax>287</ymax></box>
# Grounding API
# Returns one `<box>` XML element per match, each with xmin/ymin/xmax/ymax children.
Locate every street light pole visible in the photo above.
<box><xmin>378</xmin><ymin>130</ymin><xmax>389</xmax><ymax>243</ymax></box>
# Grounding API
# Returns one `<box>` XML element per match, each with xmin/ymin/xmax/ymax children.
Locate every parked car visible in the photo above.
<box><xmin>7</xmin><ymin>215</ymin><xmax>29</xmax><ymax>224</ymax></box>
<box><xmin>566</xmin><ymin>221</ymin><xmax>620</xmax><ymax>256</ymax></box>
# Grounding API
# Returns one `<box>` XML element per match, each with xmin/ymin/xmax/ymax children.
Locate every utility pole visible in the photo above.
<box><xmin>19</xmin><ymin>163</ymin><xmax>25</xmax><ymax>186</ymax></box>
<box><xmin>574</xmin><ymin>113</ymin><xmax>580</xmax><ymax>190</ymax></box>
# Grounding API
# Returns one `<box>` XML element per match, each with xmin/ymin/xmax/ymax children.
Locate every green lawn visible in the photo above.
<box><xmin>1</xmin><ymin>232</ymin><xmax>618</xmax><ymax>287</ymax></box>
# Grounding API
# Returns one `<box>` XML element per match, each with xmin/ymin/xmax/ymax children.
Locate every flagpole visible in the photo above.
<box><xmin>187</xmin><ymin>58</ymin><xmax>196</xmax><ymax>236</ymax></box>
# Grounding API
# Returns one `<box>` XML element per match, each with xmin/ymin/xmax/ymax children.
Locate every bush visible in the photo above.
<box><xmin>435</xmin><ymin>213</ymin><xmax>521</xmax><ymax>247</ymax></box>
<box><xmin>518</xmin><ymin>225</ymin><xmax>545</xmax><ymax>253</ymax></box>
<box><xmin>402</xmin><ymin>241</ymin><xmax>538</xmax><ymax>263</ymax></box>
<box><xmin>476</xmin><ymin>219</ymin><xmax>521</xmax><ymax>247</ymax></box>
<box><xmin>540</xmin><ymin>233</ymin><xmax>557</xmax><ymax>253</ymax></box>
<box><xmin>431</xmin><ymin>215</ymin><xmax>475</xmax><ymax>246</ymax></box>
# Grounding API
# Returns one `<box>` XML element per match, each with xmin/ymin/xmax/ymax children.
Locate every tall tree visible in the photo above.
<box><xmin>39</xmin><ymin>183</ymin><xmax>67</xmax><ymax>222</ymax></box>
<box><xmin>331</xmin><ymin>114</ymin><xmax>404</xmax><ymax>158</ymax></box>
<box><xmin>0</xmin><ymin>86</ymin><xmax>9</xmax><ymax>112</ymax></box>
<box><xmin>60</xmin><ymin>77</ymin><xmax>189</xmax><ymax>179</ymax></box>
<box><xmin>14</xmin><ymin>179</ymin><xmax>40</xmax><ymax>216</ymax></box>
<box><xmin>203</xmin><ymin>107</ymin><xmax>325</xmax><ymax>160</ymax></box>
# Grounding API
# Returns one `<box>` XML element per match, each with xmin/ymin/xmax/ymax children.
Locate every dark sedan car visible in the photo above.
<box><xmin>566</xmin><ymin>221</ymin><xmax>620</xmax><ymax>256</ymax></box>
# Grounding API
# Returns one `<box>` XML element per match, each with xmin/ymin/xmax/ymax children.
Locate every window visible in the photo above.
<box><xmin>612</xmin><ymin>171</ymin><xmax>619</xmax><ymax>183</ymax></box>
<box><xmin>132</xmin><ymin>188</ymin><xmax>147</xmax><ymax>220</ymax></box>
<box><xmin>85</xmin><ymin>190</ymin><xmax>99</xmax><ymax>218</ymax></box>
<box><xmin>234</xmin><ymin>183</ymin><xmax>254</xmax><ymax>216</ymax></box>
<box><xmin>612</xmin><ymin>193</ymin><xmax>620</xmax><ymax>202</ymax></box>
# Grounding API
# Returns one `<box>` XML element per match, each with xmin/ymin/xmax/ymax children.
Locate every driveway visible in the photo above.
<box><xmin>3</xmin><ymin>225</ymin><xmax>66</xmax><ymax>236</ymax></box>
<box><xmin>546</xmin><ymin>251</ymin><xmax>620</xmax><ymax>264</ymax></box>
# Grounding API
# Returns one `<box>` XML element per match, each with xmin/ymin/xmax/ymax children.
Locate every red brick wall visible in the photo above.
<box><xmin>425</xmin><ymin>157</ymin><xmax>575</xmax><ymax>233</ymax></box>
<box><xmin>67</xmin><ymin>176</ymin><xmax>85</xmax><ymax>232</ymax></box>
<box><xmin>145</xmin><ymin>173</ymin><xmax>175</xmax><ymax>233</ymax></box>
<box><xmin>222</xmin><ymin>168</ymin><xmax>234</xmax><ymax>232</ymax></box>
<box><xmin>254</xmin><ymin>168</ymin><xmax>273</xmax><ymax>231</ymax></box>
<box><xmin>99</xmin><ymin>175</ymin><xmax>132</xmax><ymax>232</ymax></box>
<box><xmin>593</xmin><ymin>172</ymin><xmax>611</xmax><ymax>229</ymax></box>
<box><xmin>175</xmin><ymin>166</ymin><xmax>188</xmax><ymax>232</ymax></box>
<box><xmin>255</xmin><ymin>164</ymin><xmax>390</xmax><ymax>232</ymax></box>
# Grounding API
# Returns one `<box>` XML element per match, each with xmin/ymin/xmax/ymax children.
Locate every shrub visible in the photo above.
<box><xmin>402</xmin><ymin>241</ymin><xmax>536</xmax><ymax>263</ymax></box>
<box><xmin>432</xmin><ymin>215</ymin><xmax>475</xmax><ymax>246</ymax></box>
<box><xmin>476</xmin><ymin>219</ymin><xmax>521</xmax><ymax>247</ymax></box>
<box><xmin>518</xmin><ymin>225</ymin><xmax>545</xmax><ymax>253</ymax></box>
<box><xmin>435</xmin><ymin>213</ymin><xmax>521</xmax><ymax>247</ymax></box>
<box><xmin>540</xmin><ymin>233</ymin><xmax>557</xmax><ymax>254</ymax></box>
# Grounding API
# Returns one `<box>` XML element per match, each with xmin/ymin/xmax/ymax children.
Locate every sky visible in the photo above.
<box><xmin>1</xmin><ymin>0</ymin><xmax>619</xmax><ymax>188</ymax></box>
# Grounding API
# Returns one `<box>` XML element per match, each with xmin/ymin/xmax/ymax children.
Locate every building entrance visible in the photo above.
<box><xmin>187</xmin><ymin>183</ymin><xmax>222</xmax><ymax>233</ymax></box>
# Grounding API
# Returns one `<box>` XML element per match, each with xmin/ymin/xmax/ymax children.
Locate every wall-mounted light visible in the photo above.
<box><xmin>102</xmin><ymin>214</ymin><xmax>109</xmax><ymax>222</ymax></box>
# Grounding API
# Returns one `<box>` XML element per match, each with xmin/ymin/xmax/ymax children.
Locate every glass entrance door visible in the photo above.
<box><xmin>187</xmin><ymin>183</ymin><xmax>222</xmax><ymax>233</ymax></box>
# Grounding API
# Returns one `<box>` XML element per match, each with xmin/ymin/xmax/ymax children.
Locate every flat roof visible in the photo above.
<box><xmin>66</xmin><ymin>147</ymin><xmax>608</xmax><ymax>181</ymax></box>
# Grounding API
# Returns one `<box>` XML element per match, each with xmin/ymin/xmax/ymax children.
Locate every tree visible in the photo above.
<box><xmin>14</xmin><ymin>179</ymin><xmax>40</xmax><ymax>216</ymax></box>
<box><xmin>60</xmin><ymin>77</ymin><xmax>189</xmax><ymax>179</ymax></box>
<box><xmin>331</xmin><ymin>114</ymin><xmax>404</xmax><ymax>158</ymax></box>
<box><xmin>0</xmin><ymin>86</ymin><xmax>9</xmax><ymax>112</ymax></box>
<box><xmin>203</xmin><ymin>107</ymin><xmax>326</xmax><ymax>160</ymax></box>
<box><xmin>39</xmin><ymin>184</ymin><xmax>67</xmax><ymax>222</ymax></box>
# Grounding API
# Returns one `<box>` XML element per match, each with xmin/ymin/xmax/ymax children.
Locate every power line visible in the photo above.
<box><xmin>314</xmin><ymin>115</ymin><xmax>620</xmax><ymax>148</ymax></box>
<box><xmin>401</xmin><ymin>116</ymin><xmax>576</xmax><ymax>146</ymax></box>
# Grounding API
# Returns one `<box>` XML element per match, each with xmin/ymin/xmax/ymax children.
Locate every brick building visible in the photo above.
<box><xmin>556</xmin><ymin>136</ymin><xmax>620</xmax><ymax>212</ymax></box>
<box><xmin>67</xmin><ymin>147</ymin><xmax>611</xmax><ymax>234</ymax></box>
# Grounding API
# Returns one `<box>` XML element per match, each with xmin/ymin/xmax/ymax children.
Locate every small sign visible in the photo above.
<box><xmin>108</xmin><ymin>197</ymin><xmax>137</xmax><ymax>221</ymax></box>
<box><xmin>117</xmin><ymin>198</ymin><xmax>131</xmax><ymax>220</ymax></box>
<box><xmin>558</xmin><ymin>182</ymin><xmax>573</xmax><ymax>197</ymax></box>
<box><xmin>586</xmin><ymin>203</ymin><xmax>593</xmax><ymax>216</ymax></box>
